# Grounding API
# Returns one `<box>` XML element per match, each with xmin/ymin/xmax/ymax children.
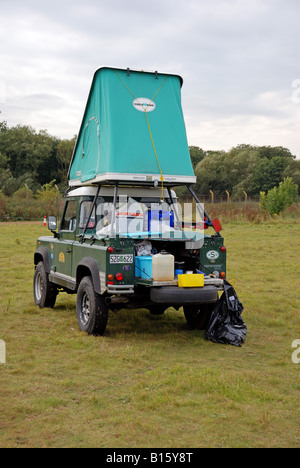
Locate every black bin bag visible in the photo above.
<box><xmin>205</xmin><ymin>280</ymin><xmax>247</xmax><ymax>347</ymax></box>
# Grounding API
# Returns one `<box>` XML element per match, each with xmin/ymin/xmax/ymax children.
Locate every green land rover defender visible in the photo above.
<box><xmin>33</xmin><ymin>67</ymin><xmax>226</xmax><ymax>335</ymax></box>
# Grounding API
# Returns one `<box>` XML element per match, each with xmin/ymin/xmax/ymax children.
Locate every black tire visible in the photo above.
<box><xmin>33</xmin><ymin>261</ymin><xmax>57</xmax><ymax>308</ymax></box>
<box><xmin>76</xmin><ymin>276</ymin><xmax>108</xmax><ymax>336</ymax></box>
<box><xmin>183</xmin><ymin>303</ymin><xmax>215</xmax><ymax>330</ymax></box>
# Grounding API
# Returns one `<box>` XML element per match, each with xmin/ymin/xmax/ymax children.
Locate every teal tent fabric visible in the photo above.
<box><xmin>68</xmin><ymin>67</ymin><xmax>196</xmax><ymax>186</ymax></box>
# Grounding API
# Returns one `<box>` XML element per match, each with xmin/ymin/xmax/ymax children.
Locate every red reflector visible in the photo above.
<box><xmin>220</xmin><ymin>272</ymin><xmax>226</xmax><ymax>278</ymax></box>
<box><xmin>116</xmin><ymin>273</ymin><xmax>123</xmax><ymax>281</ymax></box>
<box><xmin>108</xmin><ymin>246</ymin><xmax>114</xmax><ymax>253</ymax></box>
<box><xmin>220</xmin><ymin>246</ymin><xmax>226</xmax><ymax>252</ymax></box>
<box><xmin>107</xmin><ymin>281</ymin><xmax>114</xmax><ymax>285</ymax></box>
<box><xmin>107</xmin><ymin>274</ymin><xmax>114</xmax><ymax>281</ymax></box>
<box><xmin>212</xmin><ymin>218</ymin><xmax>222</xmax><ymax>232</ymax></box>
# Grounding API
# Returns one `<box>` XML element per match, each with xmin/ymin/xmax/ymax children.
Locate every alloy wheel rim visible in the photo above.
<box><xmin>35</xmin><ymin>272</ymin><xmax>43</xmax><ymax>301</ymax></box>
<box><xmin>81</xmin><ymin>292</ymin><xmax>90</xmax><ymax>325</ymax></box>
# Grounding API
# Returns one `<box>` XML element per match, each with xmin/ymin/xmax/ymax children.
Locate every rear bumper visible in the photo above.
<box><xmin>150</xmin><ymin>285</ymin><xmax>219</xmax><ymax>306</ymax></box>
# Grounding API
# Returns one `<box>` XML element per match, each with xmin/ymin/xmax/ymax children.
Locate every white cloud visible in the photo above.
<box><xmin>0</xmin><ymin>79</ymin><xmax>6</xmax><ymax>104</ymax></box>
<box><xmin>0</xmin><ymin>0</ymin><xmax>299</xmax><ymax>155</ymax></box>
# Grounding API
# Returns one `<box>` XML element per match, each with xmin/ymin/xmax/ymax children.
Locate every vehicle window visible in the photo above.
<box><xmin>61</xmin><ymin>200</ymin><xmax>77</xmax><ymax>231</ymax></box>
<box><xmin>95</xmin><ymin>196</ymin><xmax>180</xmax><ymax>236</ymax></box>
<box><xmin>79</xmin><ymin>201</ymin><xmax>96</xmax><ymax>229</ymax></box>
<box><xmin>96</xmin><ymin>201</ymin><xmax>115</xmax><ymax>234</ymax></box>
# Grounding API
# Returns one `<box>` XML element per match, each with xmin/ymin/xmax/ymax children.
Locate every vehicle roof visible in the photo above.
<box><xmin>66</xmin><ymin>186</ymin><xmax>177</xmax><ymax>199</ymax></box>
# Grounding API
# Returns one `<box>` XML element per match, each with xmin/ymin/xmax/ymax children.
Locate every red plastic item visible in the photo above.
<box><xmin>212</xmin><ymin>218</ymin><xmax>222</xmax><ymax>232</ymax></box>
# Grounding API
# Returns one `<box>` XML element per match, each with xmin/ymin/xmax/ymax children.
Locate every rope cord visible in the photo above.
<box><xmin>114</xmin><ymin>70</ymin><xmax>167</xmax><ymax>200</ymax></box>
<box><xmin>144</xmin><ymin>110</ymin><xmax>164</xmax><ymax>185</ymax></box>
<box><xmin>113</xmin><ymin>71</ymin><xmax>136</xmax><ymax>100</ymax></box>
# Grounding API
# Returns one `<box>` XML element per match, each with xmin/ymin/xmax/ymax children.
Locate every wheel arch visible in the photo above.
<box><xmin>76</xmin><ymin>257</ymin><xmax>102</xmax><ymax>295</ymax></box>
<box><xmin>34</xmin><ymin>246</ymin><xmax>51</xmax><ymax>274</ymax></box>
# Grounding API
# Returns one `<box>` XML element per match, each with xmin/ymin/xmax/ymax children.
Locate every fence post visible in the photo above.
<box><xmin>225</xmin><ymin>190</ymin><xmax>230</xmax><ymax>205</ymax></box>
<box><xmin>24</xmin><ymin>183</ymin><xmax>29</xmax><ymax>200</ymax></box>
<box><xmin>209</xmin><ymin>190</ymin><xmax>214</xmax><ymax>204</ymax></box>
<box><xmin>0</xmin><ymin>339</ymin><xmax>6</xmax><ymax>364</ymax></box>
<box><xmin>243</xmin><ymin>191</ymin><xmax>248</xmax><ymax>207</ymax></box>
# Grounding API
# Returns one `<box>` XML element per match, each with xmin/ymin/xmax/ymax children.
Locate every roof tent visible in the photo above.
<box><xmin>68</xmin><ymin>67</ymin><xmax>196</xmax><ymax>187</ymax></box>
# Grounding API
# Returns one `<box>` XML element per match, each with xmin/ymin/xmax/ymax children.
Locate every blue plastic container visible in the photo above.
<box><xmin>175</xmin><ymin>269</ymin><xmax>184</xmax><ymax>277</ymax></box>
<box><xmin>135</xmin><ymin>256</ymin><xmax>152</xmax><ymax>279</ymax></box>
<box><xmin>135</xmin><ymin>257</ymin><xmax>141</xmax><ymax>277</ymax></box>
<box><xmin>148</xmin><ymin>210</ymin><xmax>174</xmax><ymax>231</ymax></box>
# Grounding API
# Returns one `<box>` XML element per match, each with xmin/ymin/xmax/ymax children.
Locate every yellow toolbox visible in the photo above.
<box><xmin>178</xmin><ymin>274</ymin><xmax>204</xmax><ymax>287</ymax></box>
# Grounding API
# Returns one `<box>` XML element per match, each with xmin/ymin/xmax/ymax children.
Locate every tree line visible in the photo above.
<box><xmin>182</xmin><ymin>145</ymin><xmax>300</xmax><ymax>199</ymax></box>
<box><xmin>0</xmin><ymin>120</ymin><xmax>76</xmax><ymax>196</ymax></box>
<box><xmin>0</xmin><ymin>119</ymin><xmax>299</xmax><ymax>200</ymax></box>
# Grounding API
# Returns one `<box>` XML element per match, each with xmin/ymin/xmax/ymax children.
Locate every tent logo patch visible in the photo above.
<box><xmin>133</xmin><ymin>98</ymin><xmax>156</xmax><ymax>113</ymax></box>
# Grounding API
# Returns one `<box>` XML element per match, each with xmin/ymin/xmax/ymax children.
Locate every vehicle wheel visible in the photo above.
<box><xmin>149</xmin><ymin>306</ymin><xmax>166</xmax><ymax>316</ymax></box>
<box><xmin>183</xmin><ymin>303</ymin><xmax>215</xmax><ymax>330</ymax></box>
<box><xmin>76</xmin><ymin>276</ymin><xmax>108</xmax><ymax>336</ymax></box>
<box><xmin>33</xmin><ymin>261</ymin><xmax>57</xmax><ymax>308</ymax></box>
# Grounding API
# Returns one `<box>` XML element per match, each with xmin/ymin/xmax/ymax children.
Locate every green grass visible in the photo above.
<box><xmin>0</xmin><ymin>220</ymin><xmax>299</xmax><ymax>448</ymax></box>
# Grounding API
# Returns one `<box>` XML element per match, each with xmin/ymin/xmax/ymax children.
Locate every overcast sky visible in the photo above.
<box><xmin>0</xmin><ymin>0</ymin><xmax>299</xmax><ymax>156</ymax></box>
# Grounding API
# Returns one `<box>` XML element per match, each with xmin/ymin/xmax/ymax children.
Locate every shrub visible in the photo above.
<box><xmin>5</xmin><ymin>186</ymin><xmax>43</xmax><ymax>219</ymax></box>
<box><xmin>0</xmin><ymin>190</ymin><xmax>7</xmax><ymax>217</ymax></box>
<box><xmin>36</xmin><ymin>180</ymin><xmax>62</xmax><ymax>218</ymax></box>
<box><xmin>259</xmin><ymin>177</ymin><xmax>298</xmax><ymax>216</ymax></box>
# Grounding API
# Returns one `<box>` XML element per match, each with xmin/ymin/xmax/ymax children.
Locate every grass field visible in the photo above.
<box><xmin>0</xmin><ymin>220</ymin><xmax>299</xmax><ymax>448</ymax></box>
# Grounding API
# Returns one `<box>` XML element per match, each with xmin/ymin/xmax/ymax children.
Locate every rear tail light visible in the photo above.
<box><xmin>220</xmin><ymin>246</ymin><xmax>226</xmax><ymax>252</ymax></box>
<box><xmin>107</xmin><ymin>274</ymin><xmax>114</xmax><ymax>281</ymax></box>
<box><xmin>220</xmin><ymin>271</ymin><xmax>226</xmax><ymax>278</ymax></box>
<box><xmin>116</xmin><ymin>273</ymin><xmax>123</xmax><ymax>281</ymax></box>
<box><xmin>108</xmin><ymin>246</ymin><xmax>114</xmax><ymax>253</ymax></box>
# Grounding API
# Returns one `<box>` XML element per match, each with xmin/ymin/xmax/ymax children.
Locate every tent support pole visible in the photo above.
<box><xmin>82</xmin><ymin>185</ymin><xmax>101</xmax><ymax>236</ymax></box>
<box><xmin>186</xmin><ymin>185</ymin><xmax>221</xmax><ymax>237</ymax></box>
<box><xmin>167</xmin><ymin>187</ymin><xmax>180</xmax><ymax>226</ymax></box>
<box><xmin>110</xmin><ymin>182</ymin><xmax>119</xmax><ymax>237</ymax></box>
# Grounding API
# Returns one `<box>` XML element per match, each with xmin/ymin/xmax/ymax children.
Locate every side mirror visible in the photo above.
<box><xmin>48</xmin><ymin>216</ymin><xmax>57</xmax><ymax>232</ymax></box>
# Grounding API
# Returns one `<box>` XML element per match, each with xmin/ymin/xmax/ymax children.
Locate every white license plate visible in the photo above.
<box><xmin>110</xmin><ymin>254</ymin><xmax>133</xmax><ymax>264</ymax></box>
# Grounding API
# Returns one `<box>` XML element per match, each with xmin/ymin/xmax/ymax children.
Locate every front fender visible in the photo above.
<box><xmin>34</xmin><ymin>246</ymin><xmax>51</xmax><ymax>273</ymax></box>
